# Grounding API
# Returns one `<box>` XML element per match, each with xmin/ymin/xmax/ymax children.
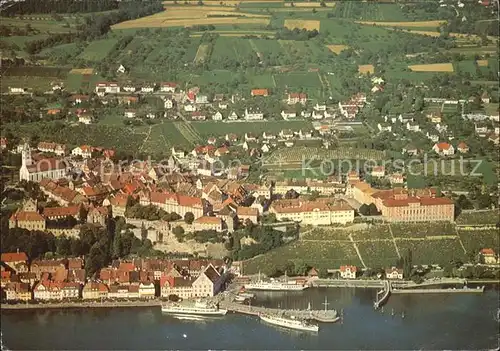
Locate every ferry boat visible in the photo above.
<box><xmin>245</xmin><ymin>272</ymin><xmax>308</xmax><ymax>291</ymax></box>
<box><xmin>259</xmin><ymin>313</ymin><xmax>319</xmax><ymax>332</ymax></box>
<box><xmin>161</xmin><ymin>300</ymin><xmax>227</xmax><ymax>316</ymax></box>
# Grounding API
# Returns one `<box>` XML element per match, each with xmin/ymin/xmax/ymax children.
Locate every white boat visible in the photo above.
<box><xmin>238</xmin><ymin>292</ymin><xmax>255</xmax><ymax>299</ymax></box>
<box><xmin>259</xmin><ymin>313</ymin><xmax>319</xmax><ymax>332</ymax></box>
<box><xmin>234</xmin><ymin>295</ymin><xmax>247</xmax><ymax>303</ymax></box>
<box><xmin>245</xmin><ymin>272</ymin><xmax>307</xmax><ymax>291</ymax></box>
<box><xmin>161</xmin><ymin>300</ymin><xmax>227</xmax><ymax>316</ymax></box>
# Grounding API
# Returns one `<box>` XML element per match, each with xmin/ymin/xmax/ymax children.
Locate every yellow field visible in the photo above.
<box><xmin>191</xmin><ymin>33</ymin><xmax>275</xmax><ymax>37</ymax></box>
<box><xmin>476</xmin><ymin>59</ymin><xmax>489</xmax><ymax>67</ymax></box>
<box><xmin>356</xmin><ymin>20</ymin><xmax>446</xmax><ymax>27</ymax></box>
<box><xmin>194</xmin><ymin>44</ymin><xmax>209</xmax><ymax>64</ymax></box>
<box><xmin>284</xmin><ymin>19</ymin><xmax>320</xmax><ymax>31</ymax></box>
<box><xmin>408</xmin><ymin>63</ymin><xmax>454</xmax><ymax>72</ymax></box>
<box><xmin>284</xmin><ymin>2</ymin><xmax>335</xmax><ymax>7</ymax></box>
<box><xmin>112</xmin><ymin>8</ymin><xmax>270</xmax><ymax>29</ymax></box>
<box><xmin>163</xmin><ymin>0</ymin><xmax>283</xmax><ymax>5</ymax></box>
<box><xmin>358</xmin><ymin>64</ymin><xmax>374</xmax><ymax>74</ymax></box>
<box><xmin>69</xmin><ymin>68</ymin><xmax>94</xmax><ymax>74</ymax></box>
<box><xmin>326</xmin><ymin>44</ymin><xmax>348</xmax><ymax>54</ymax></box>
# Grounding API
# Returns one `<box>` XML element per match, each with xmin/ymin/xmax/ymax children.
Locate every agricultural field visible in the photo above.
<box><xmin>193</xmin><ymin>43</ymin><xmax>211</xmax><ymax>64</ymax></box>
<box><xmin>357</xmin><ymin>241</ymin><xmax>399</xmax><ymax>268</ymax></box>
<box><xmin>112</xmin><ymin>6</ymin><xmax>271</xmax><ymax>29</ymax></box>
<box><xmin>0</xmin><ymin>16</ymin><xmax>80</xmax><ymax>33</ymax></box>
<box><xmin>351</xmin><ymin>225</ymin><xmax>392</xmax><ymax>240</ymax></box>
<box><xmin>284</xmin><ymin>19</ymin><xmax>320</xmax><ymax>31</ymax></box>
<box><xmin>273</xmin><ymin>71</ymin><xmax>322</xmax><ymax>89</ymax></box>
<box><xmin>284</xmin><ymin>2</ymin><xmax>335</xmax><ymax>7</ymax></box>
<box><xmin>476</xmin><ymin>59</ymin><xmax>489</xmax><ymax>67</ymax></box>
<box><xmin>192</xmin><ymin>120</ymin><xmax>312</xmax><ymax>138</ymax></box>
<box><xmin>243</xmin><ymin>240</ymin><xmax>362</xmax><ymax>273</ymax></box>
<box><xmin>457</xmin><ymin>230</ymin><xmax>499</xmax><ymax>254</ymax></box>
<box><xmin>455</xmin><ymin>210</ymin><xmax>499</xmax><ymax>225</ymax></box>
<box><xmin>395</xmin><ymin>238</ymin><xmax>466</xmax><ymax>265</ymax></box>
<box><xmin>210</xmin><ymin>37</ymin><xmax>256</xmax><ymax>63</ymax></box>
<box><xmin>408</xmin><ymin>63</ymin><xmax>454</xmax><ymax>72</ymax></box>
<box><xmin>390</xmin><ymin>223</ymin><xmax>456</xmax><ymax>238</ymax></box>
<box><xmin>301</xmin><ymin>228</ymin><xmax>350</xmax><ymax>241</ymax></box>
<box><xmin>1</xmin><ymin>66</ymin><xmax>70</xmax><ymax>92</ymax></box>
<box><xmin>358</xmin><ymin>64</ymin><xmax>374</xmax><ymax>74</ymax></box>
<box><xmin>326</xmin><ymin>44</ymin><xmax>348</xmax><ymax>54</ymax></box>
<box><xmin>355</xmin><ymin>20</ymin><xmax>446</xmax><ymax>28</ymax></box>
<box><xmin>78</xmin><ymin>38</ymin><xmax>118</xmax><ymax>61</ymax></box>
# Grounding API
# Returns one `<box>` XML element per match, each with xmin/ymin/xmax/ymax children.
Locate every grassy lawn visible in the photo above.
<box><xmin>1</xmin><ymin>76</ymin><xmax>54</xmax><ymax>92</ymax></box>
<box><xmin>78</xmin><ymin>38</ymin><xmax>118</xmax><ymax>61</ymax></box>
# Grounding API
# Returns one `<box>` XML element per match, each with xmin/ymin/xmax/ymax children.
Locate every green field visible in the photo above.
<box><xmin>244</xmin><ymin>240</ymin><xmax>363</xmax><ymax>273</ymax></box>
<box><xmin>78</xmin><ymin>38</ymin><xmax>118</xmax><ymax>61</ymax></box>
<box><xmin>457</xmin><ymin>229</ymin><xmax>499</xmax><ymax>254</ymax></box>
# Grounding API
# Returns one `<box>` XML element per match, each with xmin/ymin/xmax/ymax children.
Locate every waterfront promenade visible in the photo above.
<box><xmin>1</xmin><ymin>300</ymin><xmax>161</xmax><ymax>310</ymax></box>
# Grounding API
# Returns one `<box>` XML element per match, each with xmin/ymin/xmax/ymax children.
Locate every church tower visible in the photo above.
<box><xmin>21</xmin><ymin>143</ymin><xmax>32</xmax><ymax>167</ymax></box>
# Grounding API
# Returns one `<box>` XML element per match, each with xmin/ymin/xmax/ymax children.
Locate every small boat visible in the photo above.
<box><xmin>401</xmin><ymin>311</ymin><xmax>405</xmax><ymax>319</ymax></box>
<box><xmin>259</xmin><ymin>313</ymin><xmax>319</xmax><ymax>332</ymax></box>
<box><xmin>391</xmin><ymin>309</ymin><xmax>395</xmax><ymax>316</ymax></box>
<box><xmin>238</xmin><ymin>292</ymin><xmax>255</xmax><ymax>299</ymax></box>
<box><xmin>161</xmin><ymin>300</ymin><xmax>227</xmax><ymax>316</ymax></box>
<box><xmin>234</xmin><ymin>295</ymin><xmax>246</xmax><ymax>303</ymax></box>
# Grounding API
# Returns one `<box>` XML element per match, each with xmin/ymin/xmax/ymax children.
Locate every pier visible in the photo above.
<box><xmin>219</xmin><ymin>301</ymin><xmax>339</xmax><ymax>323</ymax></box>
<box><xmin>312</xmin><ymin>279</ymin><xmax>384</xmax><ymax>288</ymax></box>
<box><xmin>373</xmin><ymin>280</ymin><xmax>391</xmax><ymax>309</ymax></box>
<box><xmin>392</xmin><ymin>286</ymin><xmax>485</xmax><ymax>294</ymax></box>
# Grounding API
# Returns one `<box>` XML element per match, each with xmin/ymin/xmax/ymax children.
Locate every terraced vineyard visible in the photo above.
<box><xmin>394</xmin><ymin>238</ymin><xmax>466</xmax><ymax>266</ymax></box>
<box><xmin>390</xmin><ymin>222</ymin><xmax>457</xmax><ymax>238</ymax></box>
<box><xmin>174</xmin><ymin>122</ymin><xmax>203</xmax><ymax>145</ymax></box>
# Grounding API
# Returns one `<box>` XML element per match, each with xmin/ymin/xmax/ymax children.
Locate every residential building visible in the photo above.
<box><xmin>160</xmin><ymin>276</ymin><xmax>196</xmax><ymax>299</ymax></box>
<box><xmin>160</xmin><ymin>82</ymin><xmax>177</xmax><ymax>93</ymax></box>
<box><xmin>193</xmin><ymin>216</ymin><xmax>223</xmax><ymax>232</ymax></box>
<box><xmin>281</xmin><ymin>109</ymin><xmax>297</xmax><ymax>120</ymax></box>
<box><xmin>339</xmin><ymin>265</ymin><xmax>357</xmax><ymax>279</ymax></box>
<box><xmin>82</xmin><ymin>282</ymin><xmax>109</xmax><ymax>300</ymax></box>
<box><xmin>236</xmin><ymin>206</ymin><xmax>259</xmax><ymax>223</ymax></box>
<box><xmin>95</xmin><ymin>82</ymin><xmax>120</xmax><ymax>94</ymax></box>
<box><xmin>87</xmin><ymin>206</ymin><xmax>109</xmax><ymax>226</ymax></box>
<box><xmin>389</xmin><ymin>173</ymin><xmax>404</xmax><ymax>184</ymax></box>
<box><xmin>244</xmin><ymin>108</ymin><xmax>264</xmax><ymax>120</ymax></box>
<box><xmin>78</xmin><ymin>114</ymin><xmax>92</xmax><ymax>124</ymax></box>
<box><xmin>287</xmin><ymin>93</ymin><xmax>307</xmax><ymax>105</ymax></box>
<box><xmin>9</xmin><ymin>210</ymin><xmax>46</xmax><ymax>231</ymax></box>
<box><xmin>457</xmin><ymin>142</ymin><xmax>469</xmax><ymax>153</ymax></box>
<box><xmin>480</xmin><ymin>248</ymin><xmax>498</xmax><ymax>264</ymax></box>
<box><xmin>371</xmin><ymin>166</ymin><xmax>385</xmax><ymax>178</ymax></box>
<box><xmin>1</xmin><ymin>252</ymin><xmax>29</xmax><ymax>272</ymax></box>
<box><xmin>251</xmin><ymin>89</ymin><xmax>269</xmax><ymax>97</ymax></box>
<box><xmin>191</xmin><ymin>265</ymin><xmax>222</xmax><ymax>297</ymax></box>
<box><xmin>212</xmin><ymin>111</ymin><xmax>223</xmax><ymax>121</ymax></box>
<box><xmin>195</xmin><ymin>95</ymin><xmax>208</xmax><ymax>104</ymax></box>
<box><xmin>164</xmin><ymin>98</ymin><xmax>174</xmax><ymax>109</ymax></box>
<box><xmin>269</xmin><ymin>199</ymin><xmax>354</xmax><ymax>225</ymax></box>
<box><xmin>3</xmin><ymin>282</ymin><xmax>31</xmax><ymax>301</ymax></box>
<box><xmin>71</xmin><ymin>145</ymin><xmax>93</xmax><ymax>158</ymax></box>
<box><xmin>385</xmin><ymin>267</ymin><xmax>404</xmax><ymax>280</ymax></box>
<box><xmin>139</xmin><ymin>281</ymin><xmax>156</xmax><ymax>299</ymax></box>
<box><xmin>124</xmin><ymin>110</ymin><xmax>137</xmax><ymax>118</ymax></box>
<box><xmin>33</xmin><ymin>281</ymin><xmax>80</xmax><ymax>300</ymax></box>
<box><xmin>432</xmin><ymin>142</ymin><xmax>455</xmax><ymax>156</ymax></box>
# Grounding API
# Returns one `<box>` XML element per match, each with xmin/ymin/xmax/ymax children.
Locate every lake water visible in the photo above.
<box><xmin>2</xmin><ymin>287</ymin><xmax>499</xmax><ymax>350</ymax></box>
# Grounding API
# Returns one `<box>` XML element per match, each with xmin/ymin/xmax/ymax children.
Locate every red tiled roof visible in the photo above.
<box><xmin>26</xmin><ymin>158</ymin><xmax>68</xmax><ymax>173</ymax></box>
<box><xmin>236</xmin><ymin>206</ymin><xmax>258</xmax><ymax>217</ymax></box>
<box><xmin>177</xmin><ymin>195</ymin><xmax>202</xmax><ymax>207</ymax></box>
<box><xmin>194</xmin><ymin>216</ymin><xmax>221</xmax><ymax>225</ymax></box>
<box><xmin>43</xmin><ymin>205</ymin><xmax>80</xmax><ymax>218</ymax></box>
<box><xmin>340</xmin><ymin>265</ymin><xmax>357</xmax><ymax>272</ymax></box>
<box><xmin>119</xmin><ymin>262</ymin><xmax>135</xmax><ymax>272</ymax></box>
<box><xmin>1</xmin><ymin>252</ymin><xmax>28</xmax><ymax>262</ymax></box>
<box><xmin>480</xmin><ymin>248</ymin><xmax>495</xmax><ymax>255</ymax></box>
<box><xmin>10</xmin><ymin>211</ymin><xmax>45</xmax><ymax>222</ymax></box>
<box><xmin>251</xmin><ymin>89</ymin><xmax>269</xmax><ymax>96</ymax></box>
<box><xmin>435</xmin><ymin>142</ymin><xmax>452</xmax><ymax>151</ymax></box>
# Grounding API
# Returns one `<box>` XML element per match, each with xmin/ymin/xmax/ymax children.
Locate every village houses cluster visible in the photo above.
<box><xmin>0</xmin><ymin>251</ymin><xmax>226</xmax><ymax>302</ymax></box>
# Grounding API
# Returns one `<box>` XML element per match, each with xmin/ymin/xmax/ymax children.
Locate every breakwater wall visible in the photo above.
<box><xmin>1</xmin><ymin>300</ymin><xmax>161</xmax><ymax>310</ymax></box>
<box><xmin>392</xmin><ymin>287</ymin><xmax>485</xmax><ymax>294</ymax></box>
<box><xmin>312</xmin><ymin>279</ymin><xmax>384</xmax><ymax>288</ymax></box>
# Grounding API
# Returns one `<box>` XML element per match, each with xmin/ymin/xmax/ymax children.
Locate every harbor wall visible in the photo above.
<box><xmin>311</xmin><ymin>279</ymin><xmax>384</xmax><ymax>288</ymax></box>
<box><xmin>391</xmin><ymin>288</ymin><xmax>484</xmax><ymax>294</ymax></box>
<box><xmin>0</xmin><ymin>300</ymin><xmax>161</xmax><ymax>310</ymax></box>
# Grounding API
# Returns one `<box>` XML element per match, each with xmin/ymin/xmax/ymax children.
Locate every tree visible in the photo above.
<box><xmin>112</xmin><ymin>231</ymin><xmax>122</xmax><ymax>259</ymax></box>
<box><xmin>141</xmin><ymin>222</ymin><xmax>148</xmax><ymax>240</ymax></box>
<box><xmin>172</xmin><ymin>226</ymin><xmax>185</xmax><ymax>242</ymax></box>
<box><xmin>358</xmin><ymin>204</ymin><xmax>370</xmax><ymax>216</ymax></box>
<box><xmin>184</xmin><ymin>212</ymin><xmax>195</xmax><ymax>224</ymax></box>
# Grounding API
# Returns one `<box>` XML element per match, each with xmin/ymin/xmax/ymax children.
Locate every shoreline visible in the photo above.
<box><xmin>1</xmin><ymin>300</ymin><xmax>161</xmax><ymax>311</ymax></box>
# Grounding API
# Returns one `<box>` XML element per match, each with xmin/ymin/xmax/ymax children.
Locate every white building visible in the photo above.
<box><xmin>244</xmin><ymin>108</ymin><xmax>264</xmax><ymax>120</ymax></box>
<box><xmin>212</xmin><ymin>111</ymin><xmax>223</xmax><ymax>121</ymax></box>
<box><xmin>340</xmin><ymin>265</ymin><xmax>357</xmax><ymax>279</ymax></box>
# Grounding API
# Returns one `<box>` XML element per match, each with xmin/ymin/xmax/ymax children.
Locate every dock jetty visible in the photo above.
<box><xmin>373</xmin><ymin>280</ymin><xmax>391</xmax><ymax>309</ymax></box>
<box><xmin>219</xmin><ymin>301</ymin><xmax>339</xmax><ymax>323</ymax></box>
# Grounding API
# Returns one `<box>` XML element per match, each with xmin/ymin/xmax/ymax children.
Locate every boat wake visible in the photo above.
<box><xmin>172</xmin><ymin>315</ymin><xmax>208</xmax><ymax>322</ymax></box>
